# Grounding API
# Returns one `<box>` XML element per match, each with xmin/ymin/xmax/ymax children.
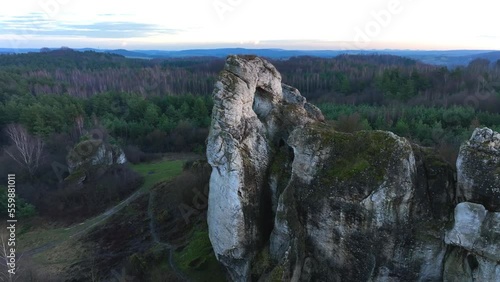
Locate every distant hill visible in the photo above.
<box><xmin>1</xmin><ymin>47</ymin><xmax>499</xmax><ymax>67</ymax></box>
<box><xmin>405</xmin><ymin>50</ymin><xmax>500</xmax><ymax>67</ymax></box>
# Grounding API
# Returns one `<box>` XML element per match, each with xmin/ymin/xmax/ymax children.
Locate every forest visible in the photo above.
<box><xmin>1</xmin><ymin>48</ymin><xmax>500</xmax><ymax>220</ymax></box>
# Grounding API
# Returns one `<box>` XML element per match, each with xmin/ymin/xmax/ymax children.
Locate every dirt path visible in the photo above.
<box><xmin>20</xmin><ymin>159</ymin><xmax>194</xmax><ymax>279</ymax></box>
<box><xmin>23</xmin><ymin>187</ymin><xmax>191</xmax><ymax>281</ymax></box>
<box><xmin>69</xmin><ymin>189</ymin><xmax>145</xmax><ymax>239</ymax></box>
<box><xmin>148</xmin><ymin>190</ymin><xmax>190</xmax><ymax>281</ymax></box>
<box><xmin>23</xmin><ymin>188</ymin><xmax>144</xmax><ymax>258</ymax></box>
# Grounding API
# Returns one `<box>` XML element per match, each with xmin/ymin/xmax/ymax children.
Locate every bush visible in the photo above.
<box><xmin>123</xmin><ymin>145</ymin><xmax>162</xmax><ymax>164</ymax></box>
<box><xmin>334</xmin><ymin>113</ymin><xmax>371</xmax><ymax>133</ymax></box>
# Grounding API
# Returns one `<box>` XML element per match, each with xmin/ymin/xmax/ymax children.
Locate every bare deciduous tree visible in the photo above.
<box><xmin>4</xmin><ymin>124</ymin><xmax>44</xmax><ymax>176</ymax></box>
<box><xmin>75</xmin><ymin>115</ymin><xmax>85</xmax><ymax>138</ymax></box>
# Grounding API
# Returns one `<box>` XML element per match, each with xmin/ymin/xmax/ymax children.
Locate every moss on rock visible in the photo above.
<box><xmin>67</xmin><ymin>139</ymin><xmax>103</xmax><ymax>163</ymax></box>
<box><xmin>268</xmin><ymin>264</ymin><xmax>285</xmax><ymax>282</ymax></box>
<box><xmin>306</xmin><ymin>124</ymin><xmax>398</xmax><ymax>185</ymax></box>
<box><xmin>64</xmin><ymin>168</ymin><xmax>86</xmax><ymax>184</ymax></box>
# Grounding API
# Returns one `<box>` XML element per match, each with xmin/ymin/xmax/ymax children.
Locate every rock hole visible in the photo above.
<box><xmin>467</xmin><ymin>254</ymin><xmax>479</xmax><ymax>271</ymax></box>
<box><xmin>253</xmin><ymin>87</ymin><xmax>273</xmax><ymax>120</ymax></box>
<box><xmin>278</xmin><ymin>138</ymin><xmax>285</xmax><ymax>147</ymax></box>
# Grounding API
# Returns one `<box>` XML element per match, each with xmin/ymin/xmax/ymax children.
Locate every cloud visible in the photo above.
<box><xmin>478</xmin><ymin>35</ymin><xmax>500</xmax><ymax>39</ymax></box>
<box><xmin>0</xmin><ymin>13</ymin><xmax>180</xmax><ymax>38</ymax></box>
<box><xmin>60</xmin><ymin>22</ymin><xmax>180</xmax><ymax>38</ymax></box>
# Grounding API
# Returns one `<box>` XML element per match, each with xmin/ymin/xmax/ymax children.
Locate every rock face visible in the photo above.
<box><xmin>206</xmin><ymin>55</ymin><xmax>500</xmax><ymax>281</ymax></box>
<box><xmin>446</xmin><ymin>128</ymin><xmax>500</xmax><ymax>281</ymax></box>
<box><xmin>206</xmin><ymin>55</ymin><xmax>323</xmax><ymax>281</ymax></box>
<box><xmin>444</xmin><ymin>202</ymin><xmax>500</xmax><ymax>281</ymax></box>
<box><xmin>66</xmin><ymin>139</ymin><xmax>126</xmax><ymax>183</ymax></box>
<box><xmin>457</xmin><ymin>127</ymin><xmax>500</xmax><ymax>211</ymax></box>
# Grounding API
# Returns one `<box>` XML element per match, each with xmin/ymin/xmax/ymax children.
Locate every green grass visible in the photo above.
<box><xmin>130</xmin><ymin>159</ymin><xmax>185</xmax><ymax>191</ymax></box>
<box><xmin>175</xmin><ymin>228</ymin><xmax>213</xmax><ymax>270</ymax></box>
<box><xmin>174</xmin><ymin>222</ymin><xmax>226</xmax><ymax>282</ymax></box>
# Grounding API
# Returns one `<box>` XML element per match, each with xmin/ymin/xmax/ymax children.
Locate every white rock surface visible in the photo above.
<box><xmin>67</xmin><ymin>139</ymin><xmax>127</xmax><ymax>173</ymax></box>
<box><xmin>206</xmin><ymin>55</ymin><xmax>322</xmax><ymax>281</ymax></box>
<box><xmin>444</xmin><ymin>202</ymin><xmax>500</xmax><ymax>281</ymax></box>
<box><xmin>445</xmin><ymin>202</ymin><xmax>500</xmax><ymax>262</ymax></box>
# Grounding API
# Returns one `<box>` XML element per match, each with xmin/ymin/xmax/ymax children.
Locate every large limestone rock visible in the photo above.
<box><xmin>206</xmin><ymin>55</ymin><xmax>323</xmax><ymax>281</ymax></box>
<box><xmin>206</xmin><ymin>55</ymin><xmax>499</xmax><ymax>281</ymax></box>
<box><xmin>457</xmin><ymin>127</ymin><xmax>500</xmax><ymax>211</ymax></box>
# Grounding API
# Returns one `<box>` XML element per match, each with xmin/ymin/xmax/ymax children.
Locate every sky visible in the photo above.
<box><xmin>0</xmin><ymin>0</ymin><xmax>499</xmax><ymax>51</ymax></box>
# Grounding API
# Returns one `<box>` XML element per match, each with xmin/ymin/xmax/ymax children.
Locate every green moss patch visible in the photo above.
<box><xmin>328</xmin><ymin>157</ymin><xmax>370</xmax><ymax>181</ymax></box>
<box><xmin>269</xmin><ymin>264</ymin><xmax>285</xmax><ymax>282</ymax></box>
<box><xmin>64</xmin><ymin>168</ymin><xmax>86</xmax><ymax>182</ymax></box>
<box><xmin>270</xmin><ymin>148</ymin><xmax>288</xmax><ymax>175</ymax></box>
<box><xmin>309</xmin><ymin>124</ymin><xmax>398</xmax><ymax>184</ymax></box>
<box><xmin>251</xmin><ymin>246</ymin><xmax>272</xmax><ymax>278</ymax></box>
<box><xmin>67</xmin><ymin>139</ymin><xmax>102</xmax><ymax>163</ymax></box>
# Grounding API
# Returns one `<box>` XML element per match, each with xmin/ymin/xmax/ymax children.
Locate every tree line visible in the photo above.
<box><xmin>1</xmin><ymin>49</ymin><xmax>500</xmax><ymax>222</ymax></box>
<box><xmin>319</xmin><ymin>103</ymin><xmax>500</xmax><ymax>166</ymax></box>
<box><xmin>1</xmin><ymin>50</ymin><xmax>499</xmax><ymax>112</ymax></box>
<box><xmin>0</xmin><ymin>91</ymin><xmax>212</xmax><ymax>152</ymax></box>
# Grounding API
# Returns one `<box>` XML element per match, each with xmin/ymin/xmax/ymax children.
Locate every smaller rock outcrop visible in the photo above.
<box><xmin>66</xmin><ymin>139</ymin><xmax>126</xmax><ymax>184</ymax></box>
<box><xmin>444</xmin><ymin>202</ymin><xmax>500</xmax><ymax>281</ymax></box>
<box><xmin>457</xmin><ymin>127</ymin><xmax>500</xmax><ymax>211</ymax></box>
<box><xmin>445</xmin><ymin>202</ymin><xmax>500</xmax><ymax>262</ymax></box>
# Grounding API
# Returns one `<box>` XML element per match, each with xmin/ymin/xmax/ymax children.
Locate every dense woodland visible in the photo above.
<box><xmin>1</xmin><ymin>48</ymin><xmax>500</xmax><ymax>220</ymax></box>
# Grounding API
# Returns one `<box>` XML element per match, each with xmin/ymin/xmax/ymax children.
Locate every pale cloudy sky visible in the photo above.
<box><xmin>0</xmin><ymin>0</ymin><xmax>498</xmax><ymax>50</ymax></box>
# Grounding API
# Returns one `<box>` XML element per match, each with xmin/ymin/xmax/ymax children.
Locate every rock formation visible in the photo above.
<box><xmin>206</xmin><ymin>55</ymin><xmax>500</xmax><ymax>281</ymax></box>
<box><xmin>457</xmin><ymin>127</ymin><xmax>500</xmax><ymax>211</ymax></box>
<box><xmin>66</xmin><ymin>139</ymin><xmax>126</xmax><ymax>184</ymax></box>
<box><xmin>206</xmin><ymin>55</ymin><xmax>323</xmax><ymax>281</ymax></box>
<box><xmin>445</xmin><ymin>128</ymin><xmax>500</xmax><ymax>281</ymax></box>
<box><xmin>444</xmin><ymin>202</ymin><xmax>500</xmax><ymax>281</ymax></box>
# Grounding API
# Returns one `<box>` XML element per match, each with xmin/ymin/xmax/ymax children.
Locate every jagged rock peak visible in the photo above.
<box><xmin>467</xmin><ymin>127</ymin><xmax>500</xmax><ymax>152</ymax></box>
<box><xmin>210</xmin><ymin>55</ymin><xmax>323</xmax><ymax>132</ymax></box>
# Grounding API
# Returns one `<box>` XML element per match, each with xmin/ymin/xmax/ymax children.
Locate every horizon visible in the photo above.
<box><xmin>1</xmin><ymin>0</ymin><xmax>499</xmax><ymax>51</ymax></box>
<box><xmin>3</xmin><ymin>46</ymin><xmax>500</xmax><ymax>53</ymax></box>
